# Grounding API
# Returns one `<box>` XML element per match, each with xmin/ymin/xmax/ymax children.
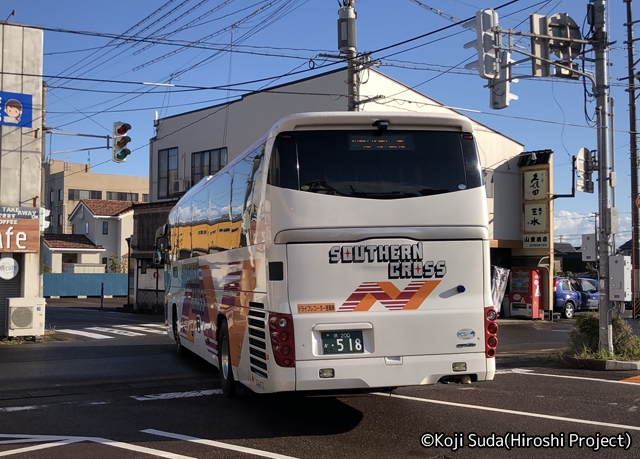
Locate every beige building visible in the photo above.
<box><xmin>44</xmin><ymin>160</ymin><xmax>149</xmax><ymax>234</ymax></box>
<box><xmin>68</xmin><ymin>199</ymin><xmax>135</xmax><ymax>270</ymax></box>
<box><xmin>42</xmin><ymin>234</ymin><xmax>105</xmax><ymax>274</ymax></box>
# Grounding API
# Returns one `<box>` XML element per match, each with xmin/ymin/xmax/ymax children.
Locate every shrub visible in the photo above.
<box><xmin>569</xmin><ymin>312</ymin><xmax>640</xmax><ymax>360</ymax></box>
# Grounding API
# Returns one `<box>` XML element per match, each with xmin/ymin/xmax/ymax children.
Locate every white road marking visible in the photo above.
<box><xmin>140</xmin><ymin>323</ymin><xmax>167</xmax><ymax>329</ymax></box>
<box><xmin>0</xmin><ymin>439</ymin><xmax>58</xmax><ymax>445</ymax></box>
<box><xmin>86</xmin><ymin>327</ymin><xmax>144</xmax><ymax>336</ymax></box>
<box><xmin>374</xmin><ymin>392</ymin><xmax>640</xmax><ymax>431</ymax></box>
<box><xmin>497</xmin><ymin>368</ymin><xmax>640</xmax><ymax>385</ymax></box>
<box><xmin>55</xmin><ymin>329</ymin><xmax>114</xmax><ymax>339</ymax></box>
<box><xmin>495</xmin><ymin>368</ymin><xmax>534</xmax><ymax>374</ymax></box>
<box><xmin>142</xmin><ymin>429</ymin><xmax>301</xmax><ymax>459</ymax></box>
<box><xmin>132</xmin><ymin>389</ymin><xmax>222</xmax><ymax>401</ymax></box>
<box><xmin>114</xmin><ymin>325</ymin><xmax>167</xmax><ymax>334</ymax></box>
<box><xmin>0</xmin><ymin>434</ymin><xmax>196</xmax><ymax>459</ymax></box>
<box><xmin>87</xmin><ymin>437</ymin><xmax>196</xmax><ymax>459</ymax></box>
<box><xmin>0</xmin><ymin>439</ymin><xmax>82</xmax><ymax>457</ymax></box>
<box><xmin>0</xmin><ymin>405</ymin><xmax>40</xmax><ymax>412</ymax></box>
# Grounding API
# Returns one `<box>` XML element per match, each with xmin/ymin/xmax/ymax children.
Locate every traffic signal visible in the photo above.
<box><xmin>39</xmin><ymin>208</ymin><xmax>51</xmax><ymax>231</ymax></box>
<box><xmin>464</xmin><ymin>9</ymin><xmax>500</xmax><ymax>80</ymax></box>
<box><xmin>489</xmin><ymin>51</ymin><xmax>518</xmax><ymax>109</ymax></box>
<box><xmin>112</xmin><ymin>122</ymin><xmax>132</xmax><ymax>163</ymax></box>
<box><xmin>576</xmin><ymin>147</ymin><xmax>594</xmax><ymax>193</ymax></box>
<box><xmin>530</xmin><ymin>14</ymin><xmax>551</xmax><ymax>77</ymax></box>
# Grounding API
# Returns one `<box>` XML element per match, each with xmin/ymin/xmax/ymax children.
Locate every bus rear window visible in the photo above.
<box><xmin>268</xmin><ymin>130</ymin><xmax>482</xmax><ymax>199</ymax></box>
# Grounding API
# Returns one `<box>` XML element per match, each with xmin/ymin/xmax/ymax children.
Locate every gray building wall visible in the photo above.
<box><xmin>149</xmin><ymin>68</ymin><xmax>524</xmax><ymax>245</ymax></box>
<box><xmin>0</xmin><ymin>23</ymin><xmax>44</xmax><ymax>300</ymax></box>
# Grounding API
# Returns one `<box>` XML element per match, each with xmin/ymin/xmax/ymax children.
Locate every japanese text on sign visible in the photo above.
<box><xmin>523</xmin><ymin>170</ymin><xmax>548</xmax><ymax>201</ymax></box>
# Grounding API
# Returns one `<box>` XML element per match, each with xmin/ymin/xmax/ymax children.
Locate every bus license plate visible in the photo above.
<box><xmin>321</xmin><ymin>331</ymin><xmax>364</xmax><ymax>355</ymax></box>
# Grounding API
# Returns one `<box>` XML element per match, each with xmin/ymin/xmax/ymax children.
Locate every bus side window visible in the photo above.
<box><xmin>207</xmin><ymin>172</ymin><xmax>232</xmax><ymax>251</ymax></box>
<box><xmin>268</xmin><ymin>134</ymin><xmax>299</xmax><ymax>190</ymax></box>
<box><xmin>239</xmin><ymin>145</ymin><xmax>265</xmax><ymax>247</ymax></box>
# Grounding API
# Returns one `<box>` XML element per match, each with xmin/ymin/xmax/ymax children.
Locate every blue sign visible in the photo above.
<box><xmin>0</xmin><ymin>91</ymin><xmax>33</xmax><ymax>128</ymax></box>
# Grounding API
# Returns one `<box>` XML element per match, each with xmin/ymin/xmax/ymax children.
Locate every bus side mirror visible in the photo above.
<box><xmin>153</xmin><ymin>250</ymin><xmax>164</xmax><ymax>266</ymax></box>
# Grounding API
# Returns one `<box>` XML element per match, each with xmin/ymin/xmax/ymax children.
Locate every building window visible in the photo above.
<box><xmin>102</xmin><ymin>257</ymin><xmax>107</xmax><ymax>265</ymax></box>
<box><xmin>57</xmin><ymin>214</ymin><xmax>63</xmax><ymax>227</ymax></box>
<box><xmin>58</xmin><ymin>189</ymin><xmax>64</xmax><ymax>202</ymax></box>
<box><xmin>106</xmin><ymin>191</ymin><xmax>138</xmax><ymax>201</ymax></box>
<box><xmin>158</xmin><ymin>147</ymin><xmax>178</xmax><ymax>199</ymax></box>
<box><xmin>103</xmin><ymin>221</ymin><xmax>109</xmax><ymax>235</ymax></box>
<box><xmin>85</xmin><ymin>222</ymin><xmax>89</xmax><ymax>235</ymax></box>
<box><xmin>50</xmin><ymin>190</ymin><xmax>56</xmax><ymax>205</ymax></box>
<box><xmin>142</xmin><ymin>194</ymin><xmax>149</xmax><ymax>203</ymax></box>
<box><xmin>191</xmin><ymin>148</ymin><xmax>228</xmax><ymax>185</ymax></box>
<box><xmin>62</xmin><ymin>253</ymin><xmax>78</xmax><ymax>264</ymax></box>
<box><xmin>68</xmin><ymin>189</ymin><xmax>102</xmax><ymax>201</ymax></box>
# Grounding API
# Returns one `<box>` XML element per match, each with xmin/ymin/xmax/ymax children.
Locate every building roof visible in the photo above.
<box><xmin>43</xmin><ymin>234</ymin><xmax>105</xmax><ymax>250</ymax></box>
<box><xmin>68</xmin><ymin>199</ymin><xmax>137</xmax><ymax>221</ymax></box>
<box><xmin>157</xmin><ymin>67</ymin><xmax>523</xmax><ymax>148</ymax></box>
<box><xmin>555</xmin><ymin>242</ymin><xmax>579</xmax><ymax>254</ymax></box>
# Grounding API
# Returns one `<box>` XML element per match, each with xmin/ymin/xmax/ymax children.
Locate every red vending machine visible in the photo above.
<box><xmin>508</xmin><ymin>269</ymin><xmax>543</xmax><ymax>319</ymax></box>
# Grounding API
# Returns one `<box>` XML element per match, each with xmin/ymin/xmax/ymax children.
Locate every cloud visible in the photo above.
<box><xmin>554</xmin><ymin>211</ymin><xmax>631</xmax><ymax>249</ymax></box>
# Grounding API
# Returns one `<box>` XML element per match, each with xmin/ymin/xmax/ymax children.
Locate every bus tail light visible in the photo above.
<box><xmin>484</xmin><ymin>306</ymin><xmax>498</xmax><ymax>358</ymax></box>
<box><xmin>269</xmin><ymin>313</ymin><xmax>295</xmax><ymax>367</ymax></box>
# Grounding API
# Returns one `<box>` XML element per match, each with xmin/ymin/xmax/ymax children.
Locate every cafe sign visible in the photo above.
<box><xmin>0</xmin><ymin>207</ymin><xmax>40</xmax><ymax>253</ymax></box>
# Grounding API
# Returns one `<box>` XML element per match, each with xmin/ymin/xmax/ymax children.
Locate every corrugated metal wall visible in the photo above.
<box><xmin>43</xmin><ymin>273</ymin><xmax>127</xmax><ymax>297</ymax></box>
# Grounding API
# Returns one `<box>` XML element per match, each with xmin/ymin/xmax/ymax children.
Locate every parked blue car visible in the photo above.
<box><xmin>554</xmin><ymin>277</ymin><xmax>600</xmax><ymax>319</ymax></box>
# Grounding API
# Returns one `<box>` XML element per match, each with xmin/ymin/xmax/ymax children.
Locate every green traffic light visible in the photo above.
<box><xmin>116</xmin><ymin>148</ymin><xmax>131</xmax><ymax>160</ymax></box>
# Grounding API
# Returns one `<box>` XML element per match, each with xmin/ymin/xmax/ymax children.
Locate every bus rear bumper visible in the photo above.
<box><xmin>295</xmin><ymin>353</ymin><xmax>495</xmax><ymax>391</ymax></box>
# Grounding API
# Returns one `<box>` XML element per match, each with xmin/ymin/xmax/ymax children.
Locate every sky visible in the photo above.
<box><xmin>6</xmin><ymin>0</ymin><xmax>637</xmax><ymax>247</ymax></box>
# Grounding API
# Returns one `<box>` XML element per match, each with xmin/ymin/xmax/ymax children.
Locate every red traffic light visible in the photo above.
<box><xmin>116</xmin><ymin>123</ymin><xmax>131</xmax><ymax>135</ymax></box>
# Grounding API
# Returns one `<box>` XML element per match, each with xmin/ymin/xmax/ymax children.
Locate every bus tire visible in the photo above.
<box><xmin>173</xmin><ymin>305</ymin><xmax>184</xmax><ymax>356</ymax></box>
<box><xmin>218</xmin><ymin>320</ymin><xmax>237</xmax><ymax>397</ymax></box>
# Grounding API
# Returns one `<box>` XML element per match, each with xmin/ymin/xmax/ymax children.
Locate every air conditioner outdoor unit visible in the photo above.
<box><xmin>172</xmin><ymin>180</ymin><xmax>192</xmax><ymax>193</ymax></box>
<box><xmin>7</xmin><ymin>298</ymin><xmax>46</xmax><ymax>338</ymax></box>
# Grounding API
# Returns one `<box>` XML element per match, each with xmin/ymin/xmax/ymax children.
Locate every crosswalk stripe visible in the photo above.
<box><xmin>86</xmin><ymin>327</ymin><xmax>144</xmax><ymax>337</ymax></box>
<box><xmin>114</xmin><ymin>325</ymin><xmax>167</xmax><ymax>335</ymax></box>
<box><xmin>140</xmin><ymin>324</ymin><xmax>167</xmax><ymax>329</ymax></box>
<box><xmin>56</xmin><ymin>329</ymin><xmax>114</xmax><ymax>339</ymax></box>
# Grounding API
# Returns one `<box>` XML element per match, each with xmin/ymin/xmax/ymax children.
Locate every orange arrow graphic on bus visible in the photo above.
<box><xmin>338</xmin><ymin>280</ymin><xmax>441</xmax><ymax>312</ymax></box>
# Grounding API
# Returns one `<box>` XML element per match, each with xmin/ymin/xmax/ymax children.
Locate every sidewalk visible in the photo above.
<box><xmin>45</xmin><ymin>297</ymin><xmax>128</xmax><ymax>310</ymax></box>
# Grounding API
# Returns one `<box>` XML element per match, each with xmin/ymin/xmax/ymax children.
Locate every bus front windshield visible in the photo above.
<box><xmin>268</xmin><ymin>129</ymin><xmax>482</xmax><ymax>199</ymax></box>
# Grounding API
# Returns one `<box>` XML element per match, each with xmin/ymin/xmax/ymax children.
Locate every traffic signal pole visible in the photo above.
<box><xmin>338</xmin><ymin>0</ymin><xmax>358</xmax><ymax>111</ymax></box>
<box><xmin>593</xmin><ymin>0</ymin><xmax>614</xmax><ymax>354</ymax></box>
<box><xmin>624</xmin><ymin>0</ymin><xmax>640</xmax><ymax>319</ymax></box>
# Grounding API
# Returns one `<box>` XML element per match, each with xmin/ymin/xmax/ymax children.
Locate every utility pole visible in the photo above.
<box><xmin>624</xmin><ymin>0</ymin><xmax>640</xmax><ymax>319</ymax></box>
<box><xmin>338</xmin><ymin>0</ymin><xmax>358</xmax><ymax>111</ymax></box>
<box><xmin>593</xmin><ymin>0</ymin><xmax>614</xmax><ymax>353</ymax></box>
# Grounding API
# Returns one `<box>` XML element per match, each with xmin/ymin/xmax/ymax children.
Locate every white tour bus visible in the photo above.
<box><xmin>156</xmin><ymin>111</ymin><xmax>498</xmax><ymax>396</ymax></box>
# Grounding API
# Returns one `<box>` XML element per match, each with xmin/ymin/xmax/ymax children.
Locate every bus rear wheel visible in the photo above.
<box><xmin>218</xmin><ymin>320</ymin><xmax>237</xmax><ymax>397</ymax></box>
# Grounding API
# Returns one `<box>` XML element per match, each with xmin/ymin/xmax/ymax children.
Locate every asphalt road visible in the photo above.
<box><xmin>1</xmin><ymin>306</ymin><xmax>640</xmax><ymax>458</ymax></box>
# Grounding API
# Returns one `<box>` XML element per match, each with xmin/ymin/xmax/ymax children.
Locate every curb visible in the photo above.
<box><xmin>563</xmin><ymin>356</ymin><xmax>640</xmax><ymax>370</ymax></box>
